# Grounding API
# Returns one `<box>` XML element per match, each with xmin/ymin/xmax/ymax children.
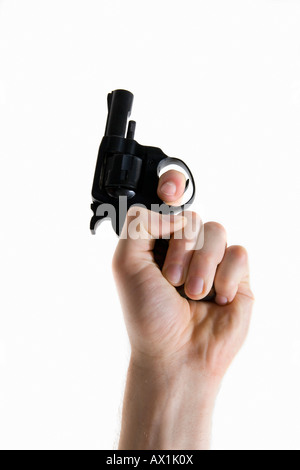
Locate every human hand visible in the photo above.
<box><xmin>112</xmin><ymin>170</ymin><xmax>254</xmax><ymax>450</ymax></box>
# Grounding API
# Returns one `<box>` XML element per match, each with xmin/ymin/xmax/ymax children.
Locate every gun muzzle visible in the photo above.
<box><xmin>104</xmin><ymin>89</ymin><xmax>134</xmax><ymax>138</ymax></box>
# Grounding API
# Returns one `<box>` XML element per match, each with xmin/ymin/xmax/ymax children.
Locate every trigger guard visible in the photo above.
<box><xmin>157</xmin><ymin>157</ymin><xmax>196</xmax><ymax>213</ymax></box>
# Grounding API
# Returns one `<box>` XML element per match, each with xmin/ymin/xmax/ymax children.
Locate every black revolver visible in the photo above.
<box><xmin>90</xmin><ymin>89</ymin><xmax>196</xmax><ymax>236</ymax></box>
<box><xmin>90</xmin><ymin>89</ymin><xmax>215</xmax><ymax>302</ymax></box>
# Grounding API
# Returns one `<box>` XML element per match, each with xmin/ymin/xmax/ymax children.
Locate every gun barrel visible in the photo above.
<box><xmin>105</xmin><ymin>89</ymin><xmax>134</xmax><ymax>138</ymax></box>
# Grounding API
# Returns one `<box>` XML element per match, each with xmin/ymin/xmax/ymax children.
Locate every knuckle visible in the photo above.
<box><xmin>228</xmin><ymin>245</ymin><xmax>248</xmax><ymax>264</ymax></box>
<box><xmin>205</xmin><ymin>221</ymin><xmax>227</xmax><ymax>240</ymax></box>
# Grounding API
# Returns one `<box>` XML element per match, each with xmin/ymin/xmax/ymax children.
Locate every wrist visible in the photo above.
<box><xmin>118</xmin><ymin>354</ymin><xmax>220</xmax><ymax>450</ymax></box>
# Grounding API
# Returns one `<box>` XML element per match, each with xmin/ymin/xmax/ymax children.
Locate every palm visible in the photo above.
<box><xmin>120</xmin><ymin>262</ymin><xmax>253</xmax><ymax>377</ymax></box>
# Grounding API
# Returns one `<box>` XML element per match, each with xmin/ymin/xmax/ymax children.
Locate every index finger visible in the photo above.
<box><xmin>157</xmin><ymin>170</ymin><xmax>186</xmax><ymax>206</ymax></box>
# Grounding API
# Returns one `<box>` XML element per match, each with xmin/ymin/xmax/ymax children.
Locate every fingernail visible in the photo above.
<box><xmin>216</xmin><ymin>295</ymin><xmax>228</xmax><ymax>305</ymax></box>
<box><xmin>165</xmin><ymin>264</ymin><xmax>183</xmax><ymax>284</ymax></box>
<box><xmin>187</xmin><ymin>277</ymin><xmax>204</xmax><ymax>296</ymax></box>
<box><xmin>161</xmin><ymin>182</ymin><xmax>177</xmax><ymax>196</ymax></box>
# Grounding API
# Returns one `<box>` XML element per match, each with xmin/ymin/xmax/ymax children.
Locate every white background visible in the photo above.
<box><xmin>0</xmin><ymin>0</ymin><xmax>299</xmax><ymax>450</ymax></box>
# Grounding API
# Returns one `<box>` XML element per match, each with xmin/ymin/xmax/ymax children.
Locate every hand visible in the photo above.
<box><xmin>112</xmin><ymin>170</ymin><xmax>254</xmax><ymax>450</ymax></box>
